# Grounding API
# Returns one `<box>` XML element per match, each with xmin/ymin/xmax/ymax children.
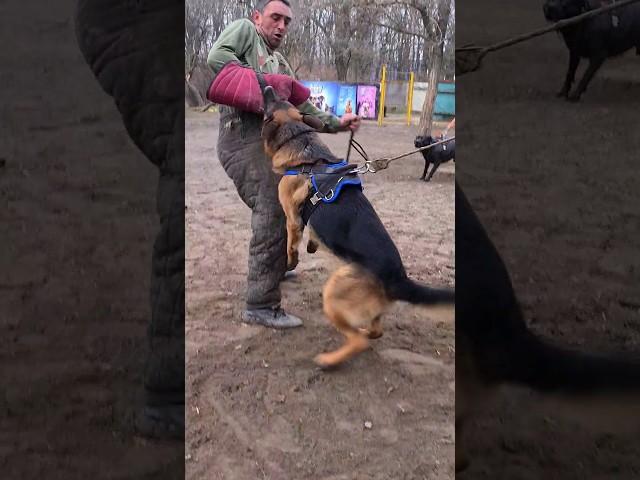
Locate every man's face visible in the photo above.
<box><xmin>253</xmin><ymin>1</ymin><xmax>292</xmax><ymax>50</ymax></box>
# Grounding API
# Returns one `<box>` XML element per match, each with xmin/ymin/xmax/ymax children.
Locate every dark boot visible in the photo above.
<box><xmin>241</xmin><ymin>307</ymin><xmax>303</xmax><ymax>329</ymax></box>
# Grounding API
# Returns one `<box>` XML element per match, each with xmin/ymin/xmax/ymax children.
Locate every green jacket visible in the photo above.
<box><xmin>207</xmin><ymin>18</ymin><xmax>341</xmax><ymax>130</ymax></box>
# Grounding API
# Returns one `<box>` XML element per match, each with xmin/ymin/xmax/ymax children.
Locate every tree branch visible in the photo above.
<box><xmin>372</xmin><ymin>20</ymin><xmax>430</xmax><ymax>41</ymax></box>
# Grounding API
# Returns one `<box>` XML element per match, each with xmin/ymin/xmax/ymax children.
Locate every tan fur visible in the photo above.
<box><xmin>278</xmin><ymin>175</ymin><xmax>312</xmax><ymax>270</ymax></box>
<box><xmin>263</xmin><ymin>102</ymin><xmax>397</xmax><ymax>368</ymax></box>
<box><xmin>315</xmin><ymin>265</ymin><xmax>390</xmax><ymax>367</ymax></box>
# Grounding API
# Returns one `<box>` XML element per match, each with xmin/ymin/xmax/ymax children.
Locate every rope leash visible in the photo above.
<box><xmin>346</xmin><ymin>135</ymin><xmax>455</xmax><ymax>175</ymax></box>
<box><xmin>456</xmin><ymin>0</ymin><xmax>640</xmax><ymax>74</ymax></box>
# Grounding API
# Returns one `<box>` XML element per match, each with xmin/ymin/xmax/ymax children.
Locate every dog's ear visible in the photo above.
<box><xmin>263</xmin><ymin>86</ymin><xmax>278</xmax><ymax>110</ymax></box>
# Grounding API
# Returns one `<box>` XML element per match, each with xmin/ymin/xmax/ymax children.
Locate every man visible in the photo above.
<box><xmin>207</xmin><ymin>0</ymin><xmax>360</xmax><ymax>329</ymax></box>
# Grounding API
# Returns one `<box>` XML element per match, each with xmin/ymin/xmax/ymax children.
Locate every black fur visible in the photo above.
<box><xmin>414</xmin><ymin>135</ymin><xmax>455</xmax><ymax>182</ymax></box>
<box><xmin>543</xmin><ymin>0</ymin><xmax>640</xmax><ymax>101</ymax></box>
<box><xmin>309</xmin><ymin>186</ymin><xmax>453</xmax><ymax>306</ymax></box>
<box><xmin>457</xmin><ymin>181</ymin><xmax>640</xmax><ymax>393</ymax></box>
<box><xmin>261</xmin><ymin>86</ymin><xmax>454</xmax><ymax>307</ymax></box>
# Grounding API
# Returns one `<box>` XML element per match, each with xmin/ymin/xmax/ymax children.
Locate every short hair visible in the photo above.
<box><xmin>255</xmin><ymin>0</ymin><xmax>291</xmax><ymax>13</ymax></box>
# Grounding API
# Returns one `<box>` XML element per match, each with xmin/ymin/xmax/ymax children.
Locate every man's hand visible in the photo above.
<box><xmin>339</xmin><ymin>113</ymin><xmax>361</xmax><ymax>132</ymax></box>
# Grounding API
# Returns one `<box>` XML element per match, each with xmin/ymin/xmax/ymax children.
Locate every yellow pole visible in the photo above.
<box><xmin>377</xmin><ymin>65</ymin><xmax>387</xmax><ymax>127</ymax></box>
<box><xmin>407</xmin><ymin>72</ymin><xmax>415</xmax><ymax>126</ymax></box>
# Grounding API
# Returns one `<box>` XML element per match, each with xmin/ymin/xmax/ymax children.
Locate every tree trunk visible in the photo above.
<box><xmin>335</xmin><ymin>50</ymin><xmax>350</xmax><ymax>81</ymax></box>
<box><xmin>185</xmin><ymin>79</ymin><xmax>204</xmax><ymax>107</ymax></box>
<box><xmin>418</xmin><ymin>0</ymin><xmax>452</xmax><ymax>136</ymax></box>
<box><xmin>418</xmin><ymin>44</ymin><xmax>443</xmax><ymax>135</ymax></box>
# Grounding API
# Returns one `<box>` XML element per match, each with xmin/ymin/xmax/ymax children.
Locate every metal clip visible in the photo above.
<box><xmin>310</xmin><ymin>188</ymin><xmax>335</xmax><ymax>205</ymax></box>
<box><xmin>324</xmin><ymin>189</ymin><xmax>335</xmax><ymax>201</ymax></box>
<box><xmin>367</xmin><ymin>158</ymin><xmax>391</xmax><ymax>173</ymax></box>
<box><xmin>310</xmin><ymin>192</ymin><xmax>322</xmax><ymax>205</ymax></box>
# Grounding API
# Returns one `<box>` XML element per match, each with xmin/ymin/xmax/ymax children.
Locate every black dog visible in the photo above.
<box><xmin>543</xmin><ymin>0</ymin><xmax>640</xmax><ymax>101</ymax></box>
<box><xmin>414</xmin><ymin>135</ymin><xmax>455</xmax><ymax>182</ymax></box>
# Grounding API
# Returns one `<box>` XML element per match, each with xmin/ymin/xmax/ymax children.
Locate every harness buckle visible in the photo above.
<box><xmin>368</xmin><ymin>158</ymin><xmax>390</xmax><ymax>173</ymax></box>
<box><xmin>310</xmin><ymin>192</ymin><xmax>323</xmax><ymax>205</ymax></box>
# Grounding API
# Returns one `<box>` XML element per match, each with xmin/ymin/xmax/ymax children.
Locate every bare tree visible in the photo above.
<box><xmin>184</xmin><ymin>0</ymin><xmax>454</xmax><ymax>110</ymax></box>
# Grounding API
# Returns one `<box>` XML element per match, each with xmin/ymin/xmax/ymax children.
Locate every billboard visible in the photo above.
<box><xmin>301</xmin><ymin>81</ymin><xmax>339</xmax><ymax>115</ymax></box>
<box><xmin>356</xmin><ymin>85</ymin><xmax>377</xmax><ymax>119</ymax></box>
<box><xmin>337</xmin><ymin>84</ymin><xmax>357</xmax><ymax>117</ymax></box>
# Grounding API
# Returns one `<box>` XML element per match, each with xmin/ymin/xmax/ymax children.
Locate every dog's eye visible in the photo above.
<box><xmin>264</xmin><ymin>114</ymin><xmax>274</xmax><ymax>123</ymax></box>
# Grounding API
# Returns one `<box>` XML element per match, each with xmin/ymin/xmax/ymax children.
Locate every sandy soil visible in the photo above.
<box><xmin>1</xmin><ymin>1</ymin><xmax>182</xmax><ymax>478</ymax></box>
<box><xmin>185</xmin><ymin>111</ymin><xmax>455</xmax><ymax>479</ymax></box>
<box><xmin>458</xmin><ymin>0</ymin><xmax>640</xmax><ymax>478</ymax></box>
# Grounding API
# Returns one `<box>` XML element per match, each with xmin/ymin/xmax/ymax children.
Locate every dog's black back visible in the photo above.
<box><xmin>309</xmin><ymin>186</ymin><xmax>452</xmax><ymax>305</ymax></box>
<box><xmin>309</xmin><ymin>187</ymin><xmax>407</xmax><ymax>285</ymax></box>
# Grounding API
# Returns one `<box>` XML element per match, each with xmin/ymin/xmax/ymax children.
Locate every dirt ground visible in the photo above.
<box><xmin>185</xmin><ymin>112</ymin><xmax>455</xmax><ymax>479</ymax></box>
<box><xmin>1</xmin><ymin>1</ymin><xmax>182</xmax><ymax>478</ymax></box>
<box><xmin>458</xmin><ymin>0</ymin><xmax>640</xmax><ymax>478</ymax></box>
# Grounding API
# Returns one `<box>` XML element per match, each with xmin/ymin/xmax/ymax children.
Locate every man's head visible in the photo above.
<box><xmin>253</xmin><ymin>0</ymin><xmax>292</xmax><ymax>50</ymax></box>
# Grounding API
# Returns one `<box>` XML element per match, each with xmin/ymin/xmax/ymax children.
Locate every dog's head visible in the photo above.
<box><xmin>414</xmin><ymin>135</ymin><xmax>435</xmax><ymax>148</ymax></box>
<box><xmin>543</xmin><ymin>0</ymin><xmax>588</xmax><ymax>22</ymax></box>
<box><xmin>261</xmin><ymin>86</ymin><xmax>327</xmax><ymax>168</ymax></box>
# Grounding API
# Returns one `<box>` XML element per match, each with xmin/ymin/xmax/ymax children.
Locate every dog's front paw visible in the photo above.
<box><xmin>556</xmin><ymin>89</ymin><xmax>569</xmax><ymax>98</ymax></box>
<box><xmin>314</xmin><ymin>353</ymin><xmax>336</xmax><ymax>369</ymax></box>
<box><xmin>287</xmin><ymin>251</ymin><xmax>299</xmax><ymax>271</ymax></box>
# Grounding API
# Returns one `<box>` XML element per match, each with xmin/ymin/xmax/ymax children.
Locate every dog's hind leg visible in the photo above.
<box><xmin>314</xmin><ymin>265</ymin><xmax>388</xmax><ymax>368</ymax></box>
<box><xmin>425</xmin><ymin>160</ymin><xmax>441</xmax><ymax>182</ymax></box>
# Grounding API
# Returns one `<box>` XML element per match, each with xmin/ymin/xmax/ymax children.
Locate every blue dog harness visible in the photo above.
<box><xmin>283</xmin><ymin>160</ymin><xmax>363</xmax><ymax>224</ymax></box>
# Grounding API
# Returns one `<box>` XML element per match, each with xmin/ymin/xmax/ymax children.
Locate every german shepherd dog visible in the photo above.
<box><xmin>260</xmin><ymin>86</ymin><xmax>455</xmax><ymax>368</ymax></box>
<box><xmin>456</xmin><ymin>182</ymin><xmax>640</xmax><ymax>471</ymax></box>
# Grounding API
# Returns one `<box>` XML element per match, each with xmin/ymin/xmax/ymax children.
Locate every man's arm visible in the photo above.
<box><xmin>275</xmin><ymin>53</ymin><xmax>342</xmax><ymax>131</ymax></box>
<box><xmin>207</xmin><ymin>19</ymin><xmax>255</xmax><ymax>75</ymax></box>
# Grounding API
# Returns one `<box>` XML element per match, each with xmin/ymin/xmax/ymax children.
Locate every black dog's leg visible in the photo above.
<box><xmin>569</xmin><ymin>53</ymin><xmax>605</xmax><ymax>102</ymax></box>
<box><xmin>558</xmin><ymin>50</ymin><xmax>580</xmax><ymax>98</ymax></box>
<box><xmin>420</xmin><ymin>159</ymin><xmax>429</xmax><ymax>181</ymax></box>
<box><xmin>425</xmin><ymin>159</ymin><xmax>442</xmax><ymax>182</ymax></box>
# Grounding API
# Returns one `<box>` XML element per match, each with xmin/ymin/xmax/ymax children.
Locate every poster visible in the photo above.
<box><xmin>356</xmin><ymin>85</ymin><xmax>377</xmax><ymax>119</ymax></box>
<box><xmin>301</xmin><ymin>81</ymin><xmax>339</xmax><ymax>115</ymax></box>
<box><xmin>337</xmin><ymin>85</ymin><xmax>357</xmax><ymax>117</ymax></box>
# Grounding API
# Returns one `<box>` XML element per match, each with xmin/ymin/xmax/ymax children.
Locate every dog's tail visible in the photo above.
<box><xmin>387</xmin><ymin>277</ymin><xmax>454</xmax><ymax>306</ymax></box>
<box><xmin>499</xmin><ymin>327</ymin><xmax>640</xmax><ymax>395</ymax></box>
<box><xmin>488</xmin><ymin>326</ymin><xmax>640</xmax><ymax>429</ymax></box>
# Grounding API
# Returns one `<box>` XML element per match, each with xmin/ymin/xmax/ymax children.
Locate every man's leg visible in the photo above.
<box><xmin>217</xmin><ymin>112</ymin><xmax>301</xmax><ymax>328</ymax></box>
<box><xmin>137</xmin><ymin>111</ymin><xmax>185</xmax><ymax>438</ymax></box>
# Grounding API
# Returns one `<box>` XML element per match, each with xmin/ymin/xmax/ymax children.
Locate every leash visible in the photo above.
<box><xmin>346</xmin><ymin>135</ymin><xmax>455</xmax><ymax>175</ymax></box>
<box><xmin>456</xmin><ymin>0</ymin><xmax>640</xmax><ymax>74</ymax></box>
